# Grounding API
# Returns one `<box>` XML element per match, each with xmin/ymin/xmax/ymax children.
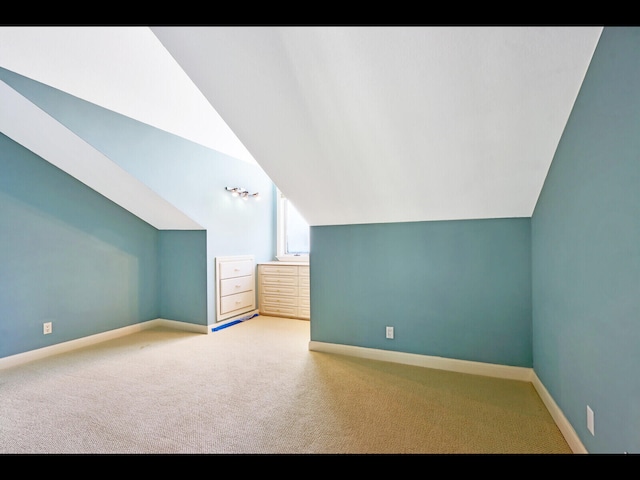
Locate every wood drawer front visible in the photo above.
<box><xmin>261</xmin><ymin>284</ymin><xmax>298</xmax><ymax>296</ymax></box>
<box><xmin>298</xmin><ymin>266</ymin><xmax>310</xmax><ymax>277</ymax></box>
<box><xmin>299</xmin><ymin>295</ymin><xmax>310</xmax><ymax>308</ymax></box>
<box><xmin>220</xmin><ymin>291</ymin><xmax>254</xmax><ymax>315</ymax></box>
<box><xmin>259</xmin><ymin>265</ymin><xmax>297</xmax><ymax>276</ymax></box>
<box><xmin>298</xmin><ymin>307</ymin><xmax>310</xmax><ymax>319</ymax></box>
<box><xmin>220</xmin><ymin>275</ymin><xmax>254</xmax><ymax>296</ymax></box>
<box><xmin>261</xmin><ymin>275</ymin><xmax>298</xmax><ymax>286</ymax></box>
<box><xmin>220</xmin><ymin>260</ymin><xmax>254</xmax><ymax>279</ymax></box>
<box><xmin>260</xmin><ymin>304</ymin><xmax>298</xmax><ymax>317</ymax></box>
<box><xmin>261</xmin><ymin>295</ymin><xmax>298</xmax><ymax>307</ymax></box>
<box><xmin>299</xmin><ymin>286</ymin><xmax>310</xmax><ymax>298</ymax></box>
<box><xmin>299</xmin><ymin>275</ymin><xmax>310</xmax><ymax>288</ymax></box>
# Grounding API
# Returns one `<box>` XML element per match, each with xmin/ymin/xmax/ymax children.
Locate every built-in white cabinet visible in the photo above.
<box><xmin>258</xmin><ymin>262</ymin><xmax>310</xmax><ymax>320</ymax></box>
<box><xmin>216</xmin><ymin>255</ymin><xmax>256</xmax><ymax>322</ymax></box>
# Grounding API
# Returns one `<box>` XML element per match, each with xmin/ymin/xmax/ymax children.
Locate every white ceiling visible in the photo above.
<box><xmin>0</xmin><ymin>26</ymin><xmax>603</xmax><ymax>227</ymax></box>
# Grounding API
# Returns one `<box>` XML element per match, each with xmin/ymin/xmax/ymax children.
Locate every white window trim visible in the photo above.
<box><xmin>276</xmin><ymin>189</ymin><xmax>309</xmax><ymax>262</ymax></box>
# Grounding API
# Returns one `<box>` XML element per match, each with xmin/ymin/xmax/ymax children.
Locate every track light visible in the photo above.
<box><xmin>226</xmin><ymin>187</ymin><xmax>260</xmax><ymax>200</ymax></box>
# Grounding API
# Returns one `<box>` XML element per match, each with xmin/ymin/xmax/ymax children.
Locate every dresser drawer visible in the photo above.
<box><xmin>261</xmin><ymin>294</ymin><xmax>298</xmax><ymax>307</ymax></box>
<box><xmin>261</xmin><ymin>275</ymin><xmax>298</xmax><ymax>286</ymax></box>
<box><xmin>261</xmin><ymin>284</ymin><xmax>298</xmax><ymax>296</ymax></box>
<box><xmin>220</xmin><ymin>275</ymin><xmax>254</xmax><ymax>296</ymax></box>
<box><xmin>220</xmin><ymin>260</ymin><xmax>254</xmax><ymax>279</ymax></box>
<box><xmin>260</xmin><ymin>304</ymin><xmax>298</xmax><ymax>317</ymax></box>
<box><xmin>220</xmin><ymin>290</ymin><xmax>255</xmax><ymax>315</ymax></box>
<box><xmin>298</xmin><ymin>266</ymin><xmax>310</xmax><ymax>277</ymax></box>
<box><xmin>259</xmin><ymin>264</ymin><xmax>298</xmax><ymax>276</ymax></box>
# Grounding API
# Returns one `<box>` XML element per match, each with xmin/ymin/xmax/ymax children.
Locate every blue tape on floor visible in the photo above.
<box><xmin>211</xmin><ymin>313</ymin><xmax>259</xmax><ymax>332</ymax></box>
<box><xmin>211</xmin><ymin>320</ymin><xmax>241</xmax><ymax>332</ymax></box>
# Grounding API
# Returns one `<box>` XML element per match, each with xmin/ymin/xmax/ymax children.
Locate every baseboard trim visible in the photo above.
<box><xmin>0</xmin><ymin>318</ymin><xmax>206</xmax><ymax>370</ymax></box>
<box><xmin>308</xmin><ymin>340</ymin><xmax>533</xmax><ymax>381</ymax></box>
<box><xmin>531</xmin><ymin>371</ymin><xmax>588</xmax><ymax>454</ymax></box>
<box><xmin>308</xmin><ymin>340</ymin><xmax>586</xmax><ymax>454</ymax></box>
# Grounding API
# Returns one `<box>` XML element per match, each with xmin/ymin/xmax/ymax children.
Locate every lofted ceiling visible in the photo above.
<box><xmin>0</xmin><ymin>26</ymin><xmax>603</xmax><ymax>227</ymax></box>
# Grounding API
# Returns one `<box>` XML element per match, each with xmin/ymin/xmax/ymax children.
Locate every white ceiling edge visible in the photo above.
<box><xmin>0</xmin><ymin>26</ymin><xmax>257</xmax><ymax>166</ymax></box>
<box><xmin>152</xmin><ymin>26</ymin><xmax>603</xmax><ymax>226</ymax></box>
<box><xmin>0</xmin><ymin>80</ymin><xmax>203</xmax><ymax>230</ymax></box>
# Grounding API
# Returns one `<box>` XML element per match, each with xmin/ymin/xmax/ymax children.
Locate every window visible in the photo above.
<box><xmin>276</xmin><ymin>188</ymin><xmax>310</xmax><ymax>262</ymax></box>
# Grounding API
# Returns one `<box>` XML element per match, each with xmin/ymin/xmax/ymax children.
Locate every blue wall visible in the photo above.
<box><xmin>311</xmin><ymin>218</ymin><xmax>532</xmax><ymax>367</ymax></box>
<box><xmin>159</xmin><ymin>230</ymin><xmax>207</xmax><ymax>324</ymax></box>
<box><xmin>0</xmin><ymin>133</ymin><xmax>160</xmax><ymax>358</ymax></box>
<box><xmin>532</xmin><ymin>27</ymin><xmax>640</xmax><ymax>454</ymax></box>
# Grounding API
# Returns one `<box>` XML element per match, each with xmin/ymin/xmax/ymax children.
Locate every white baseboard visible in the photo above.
<box><xmin>0</xmin><ymin>318</ymin><xmax>206</xmax><ymax>370</ymax></box>
<box><xmin>156</xmin><ymin>318</ymin><xmax>209</xmax><ymax>334</ymax></box>
<box><xmin>309</xmin><ymin>340</ymin><xmax>533</xmax><ymax>381</ymax></box>
<box><xmin>531</xmin><ymin>371</ymin><xmax>588</xmax><ymax>453</ymax></box>
<box><xmin>308</xmin><ymin>340</ymin><xmax>586</xmax><ymax>453</ymax></box>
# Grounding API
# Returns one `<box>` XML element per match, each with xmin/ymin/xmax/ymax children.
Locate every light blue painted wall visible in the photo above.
<box><xmin>159</xmin><ymin>230</ymin><xmax>207</xmax><ymax>324</ymax></box>
<box><xmin>0</xmin><ymin>67</ymin><xmax>276</xmax><ymax>326</ymax></box>
<box><xmin>532</xmin><ymin>27</ymin><xmax>640</xmax><ymax>454</ymax></box>
<box><xmin>311</xmin><ymin>218</ymin><xmax>532</xmax><ymax>367</ymax></box>
<box><xmin>0</xmin><ymin>134</ymin><xmax>160</xmax><ymax>358</ymax></box>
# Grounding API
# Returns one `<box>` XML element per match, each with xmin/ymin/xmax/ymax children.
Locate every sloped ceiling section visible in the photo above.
<box><xmin>151</xmin><ymin>26</ymin><xmax>603</xmax><ymax>226</ymax></box>
<box><xmin>0</xmin><ymin>26</ymin><xmax>603</xmax><ymax>228</ymax></box>
<box><xmin>0</xmin><ymin>26</ymin><xmax>256</xmax><ymax>165</ymax></box>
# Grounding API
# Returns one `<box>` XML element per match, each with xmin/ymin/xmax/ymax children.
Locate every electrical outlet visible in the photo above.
<box><xmin>587</xmin><ymin>405</ymin><xmax>594</xmax><ymax>436</ymax></box>
<box><xmin>386</xmin><ymin>326</ymin><xmax>394</xmax><ymax>339</ymax></box>
<box><xmin>43</xmin><ymin>322</ymin><xmax>52</xmax><ymax>335</ymax></box>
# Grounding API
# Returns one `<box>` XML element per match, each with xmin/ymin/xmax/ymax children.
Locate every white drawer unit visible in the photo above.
<box><xmin>258</xmin><ymin>262</ymin><xmax>310</xmax><ymax>320</ymax></box>
<box><xmin>216</xmin><ymin>255</ymin><xmax>256</xmax><ymax>322</ymax></box>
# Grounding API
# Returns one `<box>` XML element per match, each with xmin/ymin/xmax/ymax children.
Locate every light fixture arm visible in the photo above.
<box><xmin>225</xmin><ymin>187</ymin><xmax>259</xmax><ymax>200</ymax></box>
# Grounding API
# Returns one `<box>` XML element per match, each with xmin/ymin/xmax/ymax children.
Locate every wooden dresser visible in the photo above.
<box><xmin>258</xmin><ymin>262</ymin><xmax>310</xmax><ymax>320</ymax></box>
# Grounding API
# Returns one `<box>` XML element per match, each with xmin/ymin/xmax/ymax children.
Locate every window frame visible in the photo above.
<box><xmin>276</xmin><ymin>188</ymin><xmax>310</xmax><ymax>262</ymax></box>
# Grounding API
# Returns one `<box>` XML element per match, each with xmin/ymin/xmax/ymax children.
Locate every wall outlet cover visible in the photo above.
<box><xmin>587</xmin><ymin>405</ymin><xmax>594</xmax><ymax>436</ymax></box>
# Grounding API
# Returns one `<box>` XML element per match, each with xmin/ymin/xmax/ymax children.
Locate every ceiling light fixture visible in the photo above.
<box><xmin>226</xmin><ymin>187</ymin><xmax>260</xmax><ymax>200</ymax></box>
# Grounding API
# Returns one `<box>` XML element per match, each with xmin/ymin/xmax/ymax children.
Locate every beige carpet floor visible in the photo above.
<box><xmin>0</xmin><ymin>315</ymin><xmax>572</xmax><ymax>454</ymax></box>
